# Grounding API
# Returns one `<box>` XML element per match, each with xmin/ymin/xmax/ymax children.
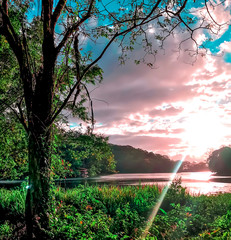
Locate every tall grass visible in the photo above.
<box><xmin>1</xmin><ymin>182</ymin><xmax>231</xmax><ymax>239</ymax></box>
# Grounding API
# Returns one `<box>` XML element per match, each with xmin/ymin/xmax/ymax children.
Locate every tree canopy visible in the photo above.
<box><xmin>207</xmin><ymin>146</ymin><xmax>231</xmax><ymax>175</ymax></box>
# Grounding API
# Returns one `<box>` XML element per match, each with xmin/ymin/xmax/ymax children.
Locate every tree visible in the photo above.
<box><xmin>58</xmin><ymin>130</ymin><xmax>116</xmax><ymax>177</ymax></box>
<box><xmin>0</xmin><ymin>0</ymin><xmax>225</xmax><ymax>237</ymax></box>
<box><xmin>0</xmin><ymin>114</ymin><xmax>28</xmax><ymax>180</ymax></box>
<box><xmin>207</xmin><ymin>146</ymin><xmax>231</xmax><ymax>175</ymax></box>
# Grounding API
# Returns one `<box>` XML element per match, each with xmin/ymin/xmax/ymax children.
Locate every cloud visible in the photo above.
<box><xmin>110</xmin><ymin>134</ymin><xmax>182</xmax><ymax>153</ymax></box>
<box><xmin>69</xmin><ymin>22</ymin><xmax>231</xmax><ymax>162</ymax></box>
<box><xmin>148</xmin><ymin>106</ymin><xmax>184</xmax><ymax>118</ymax></box>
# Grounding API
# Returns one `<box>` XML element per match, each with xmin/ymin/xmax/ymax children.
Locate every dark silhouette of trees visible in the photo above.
<box><xmin>112</xmin><ymin>144</ymin><xmax>175</xmax><ymax>173</ymax></box>
<box><xmin>207</xmin><ymin>146</ymin><xmax>231</xmax><ymax>175</ymax></box>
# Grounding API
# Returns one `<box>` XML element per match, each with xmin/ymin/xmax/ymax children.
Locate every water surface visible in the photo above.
<box><xmin>2</xmin><ymin>172</ymin><xmax>231</xmax><ymax>195</ymax></box>
<box><xmin>90</xmin><ymin>171</ymin><xmax>231</xmax><ymax>195</ymax></box>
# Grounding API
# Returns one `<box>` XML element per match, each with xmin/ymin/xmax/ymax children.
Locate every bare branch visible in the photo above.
<box><xmin>204</xmin><ymin>0</ymin><xmax>225</xmax><ymax>27</ymax></box>
<box><xmin>17</xmin><ymin>99</ymin><xmax>29</xmax><ymax>133</ymax></box>
<box><xmin>177</xmin><ymin>13</ymin><xmax>193</xmax><ymax>32</ymax></box>
<box><xmin>51</xmin><ymin>0</ymin><xmax>67</xmax><ymax>31</ymax></box>
<box><xmin>55</xmin><ymin>0</ymin><xmax>95</xmax><ymax>55</ymax></box>
<box><xmin>140</xmin><ymin>0</ymin><xmax>162</xmax><ymax>24</ymax></box>
<box><xmin>72</xmin><ymin>34</ymin><xmax>81</xmax><ymax>109</ymax></box>
<box><xmin>81</xmin><ymin>83</ymin><xmax>94</xmax><ymax>133</ymax></box>
<box><xmin>72</xmin><ymin>85</ymin><xmax>81</xmax><ymax>109</ymax></box>
<box><xmin>0</xmin><ymin>99</ymin><xmax>28</xmax><ymax>133</ymax></box>
<box><xmin>74</xmin><ymin>34</ymin><xmax>81</xmax><ymax>81</ymax></box>
<box><xmin>80</xmin><ymin>32</ymin><xmax>119</xmax><ymax>79</ymax></box>
<box><xmin>175</xmin><ymin>0</ymin><xmax>188</xmax><ymax>16</ymax></box>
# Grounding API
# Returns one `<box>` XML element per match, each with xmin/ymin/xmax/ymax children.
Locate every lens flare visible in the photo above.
<box><xmin>139</xmin><ymin>153</ymin><xmax>188</xmax><ymax>239</ymax></box>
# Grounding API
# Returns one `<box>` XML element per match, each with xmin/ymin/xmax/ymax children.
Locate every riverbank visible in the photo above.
<box><xmin>1</xmin><ymin>181</ymin><xmax>231</xmax><ymax>239</ymax></box>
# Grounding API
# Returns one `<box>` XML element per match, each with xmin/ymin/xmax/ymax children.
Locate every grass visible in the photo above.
<box><xmin>1</xmin><ymin>181</ymin><xmax>231</xmax><ymax>239</ymax></box>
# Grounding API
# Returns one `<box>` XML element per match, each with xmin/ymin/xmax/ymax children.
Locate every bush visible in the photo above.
<box><xmin>1</xmin><ymin>183</ymin><xmax>231</xmax><ymax>239</ymax></box>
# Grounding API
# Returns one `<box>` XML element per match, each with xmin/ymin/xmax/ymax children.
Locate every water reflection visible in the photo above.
<box><xmin>1</xmin><ymin>172</ymin><xmax>231</xmax><ymax>195</ymax></box>
<box><xmin>96</xmin><ymin>171</ymin><xmax>231</xmax><ymax>195</ymax></box>
<box><xmin>188</xmin><ymin>172</ymin><xmax>212</xmax><ymax>181</ymax></box>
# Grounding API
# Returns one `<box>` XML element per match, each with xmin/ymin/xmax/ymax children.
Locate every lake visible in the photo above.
<box><xmin>61</xmin><ymin>171</ymin><xmax>231</xmax><ymax>195</ymax></box>
<box><xmin>2</xmin><ymin>171</ymin><xmax>231</xmax><ymax>195</ymax></box>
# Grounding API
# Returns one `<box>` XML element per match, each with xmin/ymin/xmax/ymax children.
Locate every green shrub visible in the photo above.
<box><xmin>0</xmin><ymin>221</ymin><xmax>13</xmax><ymax>239</ymax></box>
<box><xmin>1</xmin><ymin>184</ymin><xmax>231</xmax><ymax>239</ymax></box>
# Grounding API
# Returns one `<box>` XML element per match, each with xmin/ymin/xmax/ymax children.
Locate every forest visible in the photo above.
<box><xmin>1</xmin><ymin>0</ymin><xmax>231</xmax><ymax>239</ymax></box>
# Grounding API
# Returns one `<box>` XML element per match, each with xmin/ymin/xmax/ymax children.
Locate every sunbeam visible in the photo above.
<box><xmin>139</xmin><ymin>152</ymin><xmax>188</xmax><ymax>239</ymax></box>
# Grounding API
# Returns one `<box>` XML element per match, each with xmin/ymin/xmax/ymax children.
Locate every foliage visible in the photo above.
<box><xmin>0</xmin><ymin>221</ymin><xmax>13</xmax><ymax>239</ymax></box>
<box><xmin>0</xmin><ymin>117</ymin><xmax>28</xmax><ymax>180</ymax></box>
<box><xmin>207</xmin><ymin>146</ymin><xmax>231</xmax><ymax>175</ymax></box>
<box><xmin>0</xmin><ymin>119</ymin><xmax>115</xmax><ymax>179</ymax></box>
<box><xmin>57</xmin><ymin>130</ymin><xmax>116</xmax><ymax>177</ymax></box>
<box><xmin>1</xmin><ymin>182</ymin><xmax>231</xmax><ymax>239</ymax></box>
<box><xmin>111</xmin><ymin>145</ymin><xmax>176</xmax><ymax>173</ymax></box>
<box><xmin>161</xmin><ymin>178</ymin><xmax>190</xmax><ymax>211</ymax></box>
<box><xmin>112</xmin><ymin>145</ymin><xmax>209</xmax><ymax>173</ymax></box>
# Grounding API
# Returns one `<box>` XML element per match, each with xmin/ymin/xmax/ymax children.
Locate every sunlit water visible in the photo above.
<box><xmin>2</xmin><ymin>172</ymin><xmax>231</xmax><ymax>195</ymax></box>
<box><xmin>94</xmin><ymin>172</ymin><xmax>231</xmax><ymax>195</ymax></box>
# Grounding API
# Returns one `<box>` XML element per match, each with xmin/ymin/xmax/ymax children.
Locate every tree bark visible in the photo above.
<box><xmin>24</xmin><ymin>52</ymin><xmax>55</xmax><ymax>238</ymax></box>
<box><xmin>26</xmin><ymin>127</ymin><xmax>51</xmax><ymax>239</ymax></box>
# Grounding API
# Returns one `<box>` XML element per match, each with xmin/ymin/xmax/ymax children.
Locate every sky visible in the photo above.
<box><xmin>69</xmin><ymin>0</ymin><xmax>231</xmax><ymax>163</ymax></box>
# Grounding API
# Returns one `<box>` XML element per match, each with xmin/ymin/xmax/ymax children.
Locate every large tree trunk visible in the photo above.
<box><xmin>25</xmin><ymin>124</ymin><xmax>52</xmax><ymax>239</ymax></box>
<box><xmin>25</xmin><ymin>54</ymin><xmax>55</xmax><ymax>238</ymax></box>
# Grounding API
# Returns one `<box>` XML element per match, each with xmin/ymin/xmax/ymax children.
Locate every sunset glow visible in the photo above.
<box><xmin>189</xmin><ymin>172</ymin><xmax>212</xmax><ymax>181</ymax></box>
<box><xmin>183</xmin><ymin>111</ymin><xmax>227</xmax><ymax>157</ymax></box>
<box><xmin>67</xmin><ymin>2</ymin><xmax>231</xmax><ymax>163</ymax></box>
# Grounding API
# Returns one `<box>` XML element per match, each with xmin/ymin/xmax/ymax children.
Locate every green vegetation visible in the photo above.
<box><xmin>57</xmin><ymin>130</ymin><xmax>116</xmax><ymax>177</ymax></box>
<box><xmin>207</xmin><ymin>146</ymin><xmax>231</xmax><ymax>175</ymax></box>
<box><xmin>0</xmin><ymin>118</ymin><xmax>28</xmax><ymax>180</ymax></box>
<box><xmin>111</xmin><ymin>145</ymin><xmax>175</xmax><ymax>173</ymax></box>
<box><xmin>0</xmin><ymin>127</ymin><xmax>116</xmax><ymax>180</ymax></box>
<box><xmin>112</xmin><ymin>145</ymin><xmax>208</xmax><ymax>173</ymax></box>
<box><xmin>1</xmin><ymin>181</ymin><xmax>231</xmax><ymax>239</ymax></box>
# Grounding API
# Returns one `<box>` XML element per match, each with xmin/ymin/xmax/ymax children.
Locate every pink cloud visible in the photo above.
<box><xmin>70</xmin><ymin>33</ymin><xmax>231</xmax><ymax>162</ymax></box>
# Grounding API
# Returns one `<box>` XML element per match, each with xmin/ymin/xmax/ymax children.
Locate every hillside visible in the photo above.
<box><xmin>111</xmin><ymin>145</ymin><xmax>176</xmax><ymax>173</ymax></box>
<box><xmin>111</xmin><ymin>144</ymin><xmax>208</xmax><ymax>173</ymax></box>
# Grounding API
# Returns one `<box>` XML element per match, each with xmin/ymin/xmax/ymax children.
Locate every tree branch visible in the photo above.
<box><xmin>0</xmin><ymin>5</ymin><xmax>22</xmax><ymax>61</ymax></box>
<box><xmin>204</xmin><ymin>0</ymin><xmax>225</xmax><ymax>27</ymax></box>
<box><xmin>80</xmin><ymin>32</ymin><xmax>119</xmax><ymax>78</ymax></box>
<box><xmin>175</xmin><ymin>0</ymin><xmax>188</xmax><ymax>16</ymax></box>
<box><xmin>17</xmin><ymin>99</ymin><xmax>29</xmax><ymax>133</ymax></box>
<box><xmin>72</xmin><ymin>34</ymin><xmax>81</xmax><ymax>109</ymax></box>
<box><xmin>81</xmin><ymin>83</ymin><xmax>94</xmax><ymax>133</ymax></box>
<box><xmin>140</xmin><ymin>0</ymin><xmax>162</xmax><ymax>24</ymax></box>
<box><xmin>51</xmin><ymin>0</ymin><xmax>67</xmax><ymax>31</ymax></box>
<box><xmin>2</xmin><ymin>0</ymin><xmax>8</xmax><ymax>14</ymax></box>
<box><xmin>55</xmin><ymin>0</ymin><xmax>95</xmax><ymax>55</ymax></box>
<box><xmin>0</xmin><ymin>99</ymin><xmax>28</xmax><ymax>133</ymax></box>
<box><xmin>43</xmin><ymin>0</ymin><xmax>53</xmax><ymax>33</ymax></box>
<box><xmin>51</xmin><ymin>4</ymin><xmax>166</xmax><ymax>124</ymax></box>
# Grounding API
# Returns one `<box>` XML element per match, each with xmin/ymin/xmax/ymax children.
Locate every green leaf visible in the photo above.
<box><xmin>159</xmin><ymin>208</ymin><xmax>167</xmax><ymax>215</ymax></box>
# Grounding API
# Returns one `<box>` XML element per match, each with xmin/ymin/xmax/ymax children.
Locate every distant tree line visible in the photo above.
<box><xmin>111</xmin><ymin>145</ymin><xmax>208</xmax><ymax>173</ymax></box>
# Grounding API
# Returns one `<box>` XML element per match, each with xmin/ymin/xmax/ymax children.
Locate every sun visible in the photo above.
<box><xmin>182</xmin><ymin>111</ymin><xmax>226</xmax><ymax>157</ymax></box>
